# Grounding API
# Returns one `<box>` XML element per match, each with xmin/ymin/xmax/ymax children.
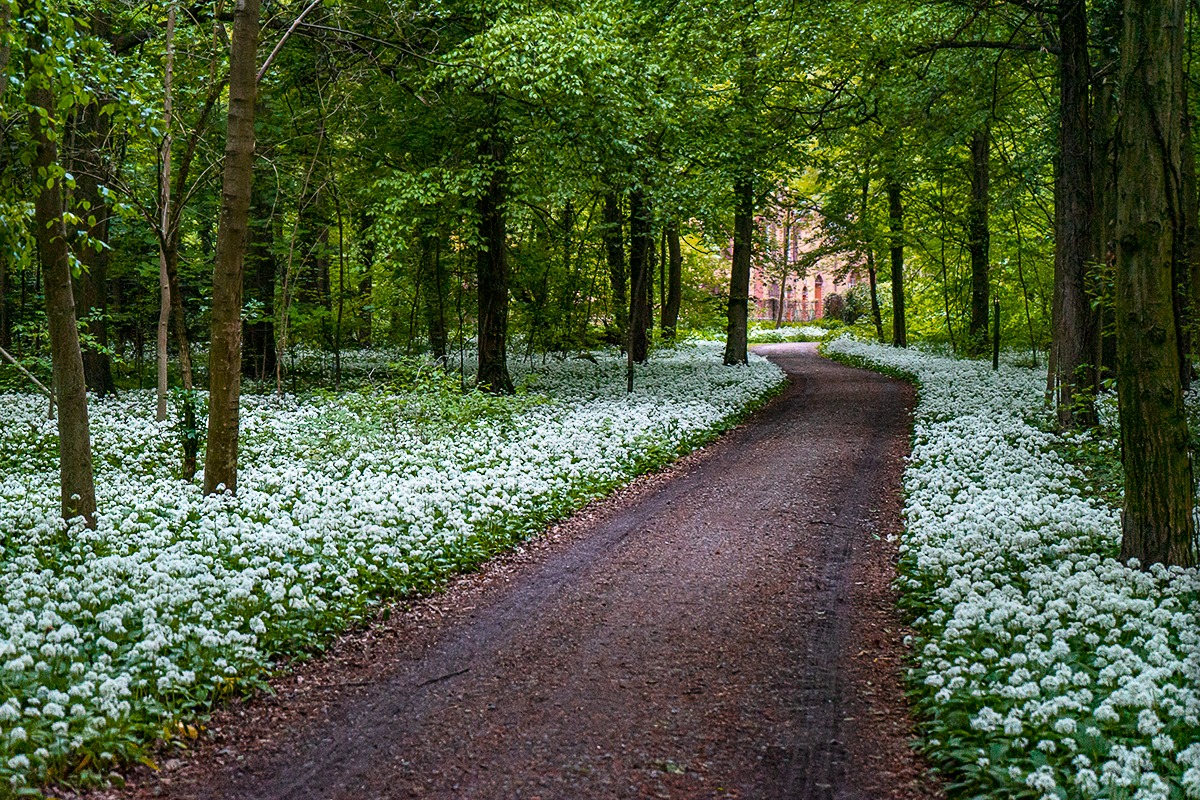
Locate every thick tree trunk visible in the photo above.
<box><xmin>629</xmin><ymin>189</ymin><xmax>652</xmax><ymax>363</ymax></box>
<box><xmin>27</xmin><ymin>31</ymin><xmax>97</xmax><ymax>527</ymax></box>
<box><xmin>725</xmin><ymin>177</ymin><xmax>754</xmax><ymax>365</ymax></box>
<box><xmin>1053</xmin><ymin>0</ymin><xmax>1097</xmax><ymax>428</ymax></box>
<box><xmin>968</xmin><ymin>127</ymin><xmax>991</xmax><ymax>355</ymax></box>
<box><xmin>203</xmin><ymin>0</ymin><xmax>260</xmax><ymax>496</ymax></box>
<box><xmin>1114</xmin><ymin>0</ymin><xmax>1196</xmax><ymax>568</ymax></box>
<box><xmin>476</xmin><ymin>134</ymin><xmax>513</xmax><ymax>393</ymax></box>
<box><xmin>603</xmin><ymin>192</ymin><xmax>627</xmax><ymax>346</ymax></box>
<box><xmin>887</xmin><ymin>179</ymin><xmax>906</xmax><ymax>348</ymax></box>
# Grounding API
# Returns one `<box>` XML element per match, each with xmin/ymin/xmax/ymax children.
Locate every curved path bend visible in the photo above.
<box><xmin>95</xmin><ymin>343</ymin><xmax>936</xmax><ymax>800</ymax></box>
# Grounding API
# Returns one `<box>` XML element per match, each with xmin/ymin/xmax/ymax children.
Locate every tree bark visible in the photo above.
<box><xmin>203</xmin><ymin>0</ymin><xmax>261</xmax><ymax>496</ymax></box>
<box><xmin>242</xmin><ymin>185</ymin><xmax>276</xmax><ymax>381</ymax></box>
<box><xmin>603</xmin><ymin>192</ymin><xmax>627</xmax><ymax>346</ymax></box>
<box><xmin>724</xmin><ymin>177</ymin><xmax>754</xmax><ymax>364</ymax></box>
<box><xmin>155</xmin><ymin>1</ymin><xmax>176</xmax><ymax>421</ymax></box>
<box><xmin>1179</xmin><ymin>85</ymin><xmax>1199</xmax><ymax>389</ymax></box>
<box><xmin>421</xmin><ymin>233</ymin><xmax>448</xmax><ymax>365</ymax></box>
<box><xmin>1114</xmin><ymin>0</ymin><xmax>1196</xmax><ymax>567</ymax></box>
<box><xmin>868</xmin><ymin>248</ymin><xmax>884</xmax><ymax>342</ymax></box>
<box><xmin>72</xmin><ymin>100</ymin><xmax>118</xmax><ymax>398</ymax></box>
<box><xmin>476</xmin><ymin>132</ymin><xmax>513</xmax><ymax>393</ymax></box>
<box><xmin>1053</xmin><ymin>0</ymin><xmax>1097</xmax><ymax>428</ymax></box>
<box><xmin>629</xmin><ymin>188</ymin><xmax>652</xmax><ymax>363</ymax></box>
<box><xmin>661</xmin><ymin>222</ymin><xmax>683</xmax><ymax>341</ymax></box>
<box><xmin>968</xmin><ymin>127</ymin><xmax>991</xmax><ymax>355</ymax></box>
<box><xmin>27</xmin><ymin>22</ymin><xmax>97</xmax><ymax>527</ymax></box>
<box><xmin>1092</xmin><ymin>50</ymin><xmax>1119</xmax><ymax>383</ymax></box>
<box><xmin>887</xmin><ymin>179</ymin><xmax>906</xmax><ymax>348</ymax></box>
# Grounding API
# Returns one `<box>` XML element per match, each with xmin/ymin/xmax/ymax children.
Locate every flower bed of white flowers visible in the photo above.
<box><xmin>824</xmin><ymin>337</ymin><xmax>1200</xmax><ymax>800</ymax></box>
<box><xmin>0</xmin><ymin>342</ymin><xmax>784</xmax><ymax>791</ymax></box>
<box><xmin>747</xmin><ymin>323</ymin><xmax>830</xmax><ymax>343</ymax></box>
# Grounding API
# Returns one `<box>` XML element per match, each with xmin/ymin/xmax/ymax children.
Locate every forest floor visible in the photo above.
<box><xmin>74</xmin><ymin>343</ymin><xmax>940</xmax><ymax>800</ymax></box>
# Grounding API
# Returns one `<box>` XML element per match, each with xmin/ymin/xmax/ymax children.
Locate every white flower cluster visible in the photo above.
<box><xmin>748</xmin><ymin>324</ymin><xmax>829</xmax><ymax>343</ymax></box>
<box><xmin>825</xmin><ymin>337</ymin><xmax>1200</xmax><ymax>800</ymax></box>
<box><xmin>0</xmin><ymin>342</ymin><xmax>783</xmax><ymax>789</ymax></box>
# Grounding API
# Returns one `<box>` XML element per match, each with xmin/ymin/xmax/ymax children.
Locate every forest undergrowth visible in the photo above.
<box><xmin>825</xmin><ymin>336</ymin><xmax>1200</xmax><ymax>800</ymax></box>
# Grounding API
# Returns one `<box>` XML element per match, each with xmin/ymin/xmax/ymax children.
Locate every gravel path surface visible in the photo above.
<box><xmin>80</xmin><ymin>343</ymin><xmax>938</xmax><ymax>800</ymax></box>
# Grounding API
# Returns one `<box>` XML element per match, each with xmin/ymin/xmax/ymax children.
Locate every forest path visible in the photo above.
<box><xmin>92</xmin><ymin>343</ymin><xmax>937</xmax><ymax>800</ymax></box>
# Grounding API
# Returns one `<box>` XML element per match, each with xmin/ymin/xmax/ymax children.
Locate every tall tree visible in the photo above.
<box><xmin>662</xmin><ymin>220</ymin><xmax>682</xmax><ymax>339</ymax></box>
<box><xmin>967</xmin><ymin>126</ymin><xmax>991</xmax><ymax>355</ymax></box>
<box><xmin>1114</xmin><ymin>0</ymin><xmax>1196</xmax><ymax>567</ymax></box>
<box><xmin>603</xmin><ymin>191</ymin><xmax>628</xmax><ymax>345</ymax></box>
<box><xmin>887</xmin><ymin>178</ymin><xmax>907</xmax><ymax>348</ymax></box>
<box><xmin>1052</xmin><ymin>0</ymin><xmax>1097</xmax><ymax>428</ymax></box>
<box><xmin>629</xmin><ymin>188</ymin><xmax>652</xmax><ymax>363</ymax></box>
<box><xmin>203</xmin><ymin>0</ymin><xmax>261</xmax><ymax>496</ymax></box>
<box><xmin>724</xmin><ymin>177</ymin><xmax>754</xmax><ymax>364</ymax></box>
<box><xmin>476</xmin><ymin>129</ymin><xmax>514</xmax><ymax>393</ymax></box>
<box><xmin>25</xmin><ymin>2</ymin><xmax>97</xmax><ymax>526</ymax></box>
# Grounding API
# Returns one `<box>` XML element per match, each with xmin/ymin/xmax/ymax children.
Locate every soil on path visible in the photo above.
<box><xmin>82</xmin><ymin>343</ymin><xmax>938</xmax><ymax>800</ymax></box>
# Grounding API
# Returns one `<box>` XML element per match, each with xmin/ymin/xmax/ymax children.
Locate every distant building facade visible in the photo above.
<box><xmin>750</xmin><ymin>210</ymin><xmax>858</xmax><ymax>323</ymax></box>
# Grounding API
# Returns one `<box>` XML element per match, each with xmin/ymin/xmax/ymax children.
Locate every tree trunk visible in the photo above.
<box><xmin>1179</xmin><ymin>86</ymin><xmax>1199</xmax><ymax>389</ymax></box>
<box><xmin>155</xmin><ymin>1</ymin><xmax>176</xmax><ymax>421</ymax></box>
<box><xmin>968</xmin><ymin>127</ymin><xmax>991</xmax><ymax>355</ymax></box>
<box><xmin>725</xmin><ymin>177</ymin><xmax>754</xmax><ymax>364</ymax></box>
<box><xmin>887</xmin><ymin>179</ymin><xmax>906</xmax><ymax>348</ymax></box>
<box><xmin>868</xmin><ymin>249</ymin><xmax>884</xmax><ymax>342</ymax></box>
<box><xmin>1053</xmin><ymin>0</ymin><xmax>1097</xmax><ymax>428</ymax></box>
<box><xmin>242</xmin><ymin>186</ymin><xmax>276</xmax><ymax>381</ymax></box>
<box><xmin>603</xmin><ymin>192</ymin><xmax>627</xmax><ymax>346</ymax></box>
<box><xmin>27</xmin><ymin>27</ymin><xmax>97</xmax><ymax>527</ymax></box>
<box><xmin>203</xmin><ymin>0</ymin><xmax>260</xmax><ymax>496</ymax></box>
<box><xmin>476</xmin><ymin>133</ymin><xmax>513</xmax><ymax>393</ymax></box>
<box><xmin>421</xmin><ymin>234</ymin><xmax>448</xmax><ymax>365</ymax></box>
<box><xmin>1114</xmin><ymin>0</ymin><xmax>1196</xmax><ymax>568</ymax></box>
<box><xmin>73</xmin><ymin>100</ymin><xmax>118</xmax><ymax>398</ymax></box>
<box><xmin>629</xmin><ymin>188</ymin><xmax>652</xmax><ymax>363</ymax></box>
<box><xmin>662</xmin><ymin>222</ymin><xmax>682</xmax><ymax>341</ymax></box>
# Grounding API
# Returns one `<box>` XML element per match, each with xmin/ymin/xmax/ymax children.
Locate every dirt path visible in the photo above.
<box><xmin>86</xmin><ymin>343</ymin><xmax>937</xmax><ymax>800</ymax></box>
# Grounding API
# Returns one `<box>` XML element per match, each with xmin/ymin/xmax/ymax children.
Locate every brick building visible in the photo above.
<box><xmin>750</xmin><ymin>210</ymin><xmax>857</xmax><ymax>322</ymax></box>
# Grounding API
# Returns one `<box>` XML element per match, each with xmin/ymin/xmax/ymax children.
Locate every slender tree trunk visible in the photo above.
<box><xmin>73</xmin><ymin>100</ymin><xmax>117</xmax><ymax>398</ymax></box>
<box><xmin>1092</xmin><ymin>57</ymin><xmax>1119</xmax><ymax>383</ymax></box>
<box><xmin>203</xmin><ymin>0</ymin><xmax>260</xmax><ymax>496</ymax></box>
<box><xmin>603</xmin><ymin>192</ymin><xmax>627</xmax><ymax>346</ymax></box>
<box><xmin>629</xmin><ymin>189</ymin><xmax>652</xmax><ymax>363</ymax></box>
<box><xmin>1114</xmin><ymin>0</ymin><xmax>1196</xmax><ymax>567</ymax></box>
<box><xmin>662</xmin><ymin>222</ymin><xmax>682</xmax><ymax>340</ymax></box>
<box><xmin>0</xmin><ymin>246</ymin><xmax>8</xmax><ymax>351</ymax></box>
<box><xmin>725</xmin><ymin>177</ymin><xmax>754</xmax><ymax>364</ymax></box>
<box><xmin>968</xmin><ymin>127</ymin><xmax>991</xmax><ymax>355</ymax></box>
<box><xmin>1053</xmin><ymin>0</ymin><xmax>1097</xmax><ymax>428</ymax></box>
<box><xmin>868</xmin><ymin>248</ymin><xmax>884</xmax><ymax>342</ymax></box>
<box><xmin>859</xmin><ymin>167</ymin><xmax>885</xmax><ymax>342</ymax></box>
<box><xmin>243</xmin><ymin>186</ymin><xmax>276</xmax><ymax>381</ymax></box>
<box><xmin>476</xmin><ymin>132</ymin><xmax>513</xmax><ymax>393</ymax></box>
<box><xmin>155</xmin><ymin>1</ymin><xmax>176</xmax><ymax>421</ymax></box>
<box><xmin>27</xmin><ymin>24</ymin><xmax>97</xmax><ymax>527</ymax></box>
<box><xmin>887</xmin><ymin>179</ymin><xmax>907</xmax><ymax>347</ymax></box>
<box><xmin>421</xmin><ymin>233</ymin><xmax>448</xmax><ymax>365</ymax></box>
